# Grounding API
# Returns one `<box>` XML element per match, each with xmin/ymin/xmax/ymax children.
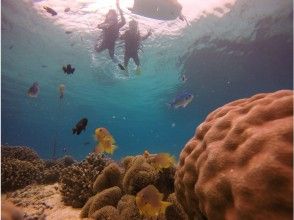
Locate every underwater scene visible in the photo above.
<box><xmin>1</xmin><ymin>0</ymin><xmax>293</xmax><ymax>219</ymax></box>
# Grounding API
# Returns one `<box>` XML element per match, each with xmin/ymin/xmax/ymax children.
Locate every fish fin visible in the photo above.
<box><xmin>159</xmin><ymin>201</ymin><xmax>172</xmax><ymax>214</ymax></box>
<box><xmin>105</xmin><ymin>144</ymin><xmax>117</xmax><ymax>155</ymax></box>
<box><xmin>71</xmin><ymin>68</ymin><xmax>75</xmax><ymax>73</ymax></box>
<box><xmin>62</xmin><ymin>66</ymin><xmax>66</xmax><ymax>73</ymax></box>
<box><xmin>72</xmin><ymin>128</ymin><xmax>76</xmax><ymax>134</ymax></box>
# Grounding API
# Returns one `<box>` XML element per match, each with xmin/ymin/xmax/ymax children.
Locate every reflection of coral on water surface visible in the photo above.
<box><xmin>2</xmin><ymin>90</ymin><xmax>293</xmax><ymax>220</ymax></box>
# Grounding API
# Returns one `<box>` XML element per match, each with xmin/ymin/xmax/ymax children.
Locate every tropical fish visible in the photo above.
<box><xmin>72</xmin><ymin>118</ymin><xmax>88</xmax><ymax>135</ymax></box>
<box><xmin>94</xmin><ymin>128</ymin><xmax>117</xmax><ymax>154</ymax></box>
<box><xmin>168</xmin><ymin>92</ymin><xmax>193</xmax><ymax>108</ymax></box>
<box><xmin>149</xmin><ymin>153</ymin><xmax>176</xmax><ymax>171</ymax></box>
<box><xmin>59</xmin><ymin>84</ymin><xmax>65</xmax><ymax>99</ymax></box>
<box><xmin>27</xmin><ymin>82</ymin><xmax>40</xmax><ymax>97</ymax></box>
<box><xmin>63</xmin><ymin>64</ymin><xmax>75</xmax><ymax>75</ymax></box>
<box><xmin>135</xmin><ymin>184</ymin><xmax>172</xmax><ymax>217</ymax></box>
<box><xmin>43</xmin><ymin>6</ymin><xmax>57</xmax><ymax>16</ymax></box>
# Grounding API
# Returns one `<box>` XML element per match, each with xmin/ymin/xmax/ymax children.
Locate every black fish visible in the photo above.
<box><xmin>64</xmin><ymin>7</ymin><xmax>70</xmax><ymax>12</ymax></box>
<box><xmin>72</xmin><ymin>118</ymin><xmax>88</xmax><ymax>135</ymax></box>
<box><xmin>63</xmin><ymin>64</ymin><xmax>75</xmax><ymax>74</ymax></box>
<box><xmin>118</xmin><ymin>63</ymin><xmax>125</xmax><ymax>70</ymax></box>
<box><xmin>43</xmin><ymin>6</ymin><xmax>58</xmax><ymax>16</ymax></box>
<box><xmin>65</xmin><ymin>31</ymin><xmax>72</xmax><ymax>34</ymax></box>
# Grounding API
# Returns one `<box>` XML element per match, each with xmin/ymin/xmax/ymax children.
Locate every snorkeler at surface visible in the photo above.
<box><xmin>95</xmin><ymin>0</ymin><xmax>126</xmax><ymax>62</ymax></box>
<box><xmin>120</xmin><ymin>19</ymin><xmax>152</xmax><ymax>74</ymax></box>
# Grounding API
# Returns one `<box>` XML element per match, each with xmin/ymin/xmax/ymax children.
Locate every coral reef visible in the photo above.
<box><xmin>164</xmin><ymin>193</ymin><xmax>189</xmax><ymax>220</ymax></box>
<box><xmin>175</xmin><ymin>90</ymin><xmax>293</xmax><ymax>219</ymax></box>
<box><xmin>117</xmin><ymin>195</ymin><xmax>143</xmax><ymax>220</ymax></box>
<box><xmin>122</xmin><ymin>155</ymin><xmax>158</xmax><ymax>195</ymax></box>
<box><xmin>93</xmin><ymin>163</ymin><xmax>122</xmax><ymax>193</ymax></box>
<box><xmin>91</xmin><ymin>205</ymin><xmax>120</xmax><ymax>220</ymax></box>
<box><xmin>86</xmin><ymin>186</ymin><xmax>122</xmax><ymax>217</ymax></box>
<box><xmin>59</xmin><ymin>153</ymin><xmax>107</xmax><ymax>208</ymax></box>
<box><xmin>1</xmin><ymin>146</ymin><xmax>45</xmax><ymax>192</ymax></box>
<box><xmin>42</xmin><ymin>156</ymin><xmax>76</xmax><ymax>184</ymax></box>
<box><xmin>2</xmin><ymin>146</ymin><xmax>40</xmax><ymax>162</ymax></box>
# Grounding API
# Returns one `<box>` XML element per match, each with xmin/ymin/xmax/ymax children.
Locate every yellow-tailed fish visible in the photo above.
<box><xmin>150</xmin><ymin>153</ymin><xmax>176</xmax><ymax>171</ymax></box>
<box><xmin>135</xmin><ymin>184</ymin><xmax>172</xmax><ymax>217</ymax></box>
<box><xmin>94</xmin><ymin>127</ymin><xmax>117</xmax><ymax>154</ymax></box>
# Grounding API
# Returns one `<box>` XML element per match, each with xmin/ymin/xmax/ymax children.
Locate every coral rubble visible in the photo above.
<box><xmin>175</xmin><ymin>90</ymin><xmax>293</xmax><ymax>219</ymax></box>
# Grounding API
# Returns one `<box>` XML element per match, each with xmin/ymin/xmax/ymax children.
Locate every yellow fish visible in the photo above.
<box><xmin>150</xmin><ymin>153</ymin><xmax>176</xmax><ymax>171</ymax></box>
<box><xmin>94</xmin><ymin>127</ymin><xmax>117</xmax><ymax>154</ymax></box>
<box><xmin>135</xmin><ymin>184</ymin><xmax>172</xmax><ymax>217</ymax></box>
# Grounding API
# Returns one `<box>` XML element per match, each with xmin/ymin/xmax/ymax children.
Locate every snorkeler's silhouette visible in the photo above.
<box><xmin>95</xmin><ymin>0</ymin><xmax>126</xmax><ymax>62</ymax></box>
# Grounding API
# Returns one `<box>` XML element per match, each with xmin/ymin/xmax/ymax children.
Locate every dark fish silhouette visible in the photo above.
<box><xmin>118</xmin><ymin>63</ymin><xmax>126</xmax><ymax>70</ymax></box>
<box><xmin>64</xmin><ymin>7</ymin><xmax>70</xmax><ymax>12</ymax></box>
<box><xmin>65</xmin><ymin>31</ymin><xmax>73</xmax><ymax>34</ymax></box>
<box><xmin>63</xmin><ymin>64</ymin><xmax>75</xmax><ymax>74</ymax></box>
<box><xmin>72</xmin><ymin>118</ymin><xmax>88</xmax><ymax>135</ymax></box>
<box><xmin>43</xmin><ymin>6</ymin><xmax>57</xmax><ymax>16</ymax></box>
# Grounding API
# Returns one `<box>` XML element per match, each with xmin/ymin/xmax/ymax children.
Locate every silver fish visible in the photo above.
<box><xmin>169</xmin><ymin>92</ymin><xmax>193</xmax><ymax>108</ymax></box>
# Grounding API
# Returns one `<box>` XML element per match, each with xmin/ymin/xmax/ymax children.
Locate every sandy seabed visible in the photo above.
<box><xmin>2</xmin><ymin>183</ymin><xmax>88</xmax><ymax>220</ymax></box>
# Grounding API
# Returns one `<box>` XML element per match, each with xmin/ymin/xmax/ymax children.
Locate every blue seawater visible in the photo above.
<box><xmin>1</xmin><ymin>0</ymin><xmax>293</xmax><ymax>160</ymax></box>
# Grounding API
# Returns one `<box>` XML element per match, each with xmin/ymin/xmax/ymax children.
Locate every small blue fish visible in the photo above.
<box><xmin>168</xmin><ymin>92</ymin><xmax>193</xmax><ymax>108</ymax></box>
<box><xmin>27</xmin><ymin>82</ymin><xmax>40</xmax><ymax>97</ymax></box>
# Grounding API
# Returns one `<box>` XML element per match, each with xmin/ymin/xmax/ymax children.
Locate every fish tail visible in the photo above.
<box><xmin>72</xmin><ymin>128</ymin><xmax>76</xmax><ymax>134</ymax></box>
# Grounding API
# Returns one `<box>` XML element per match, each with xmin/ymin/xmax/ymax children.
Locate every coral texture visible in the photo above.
<box><xmin>1</xmin><ymin>146</ymin><xmax>44</xmax><ymax>192</ymax></box>
<box><xmin>164</xmin><ymin>193</ymin><xmax>189</xmax><ymax>220</ymax></box>
<box><xmin>60</xmin><ymin>153</ymin><xmax>107</xmax><ymax>208</ymax></box>
<box><xmin>93</xmin><ymin>163</ymin><xmax>122</xmax><ymax>193</ymax></box>
<box><xmin>175</xmin><ymin>90</ymin><xmax>293</xmax><ymax>219</ymax></box>
<box><xmin>1</xmin><ymin>146</ymin><xmax>40</xmax><ymax>162</ymax></box>
<box><xmin>117</xmin><ymin>195</ymin><xmax>143</xmax><ymax>220</ymax></box>
<box><xmin>88</xmin><ymin>186</ymin><xmax>122</xmax><ymax>217</ymax></box>
<box><xmin>43</xmin><ymin>156</ymin><xmax>76</xmax><ymax>184</ymax></box>
<box><xmin>91</xmin><ymin>205</ymin><xmax>121</xmax><ymax>220</ymax></box>
<box><xmin>122</xmin><ymin>155</ymin><xmax>158</xmax><ymax>195</ymax></box>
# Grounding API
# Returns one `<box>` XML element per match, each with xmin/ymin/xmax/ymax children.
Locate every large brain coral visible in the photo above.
<box><xmin>175</xmin><ymin>90</ymin><xmax>293</xmax><ymax>220</ymax></box>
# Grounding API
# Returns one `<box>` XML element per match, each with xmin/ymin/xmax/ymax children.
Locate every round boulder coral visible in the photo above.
<box><xmin>88</xmin><ymin>186</ymin><xmax>122</xmax><ymax>217</ymax></box>
<box><xmin>93</xmin><ymin>162</ymin><xmax>122</xmax><ymax>193</ymax></box>
<box><xmin>122</xmin><ymin>156</ymin><xmax>158</xmax><ymax>195</ymax></box>
<box><xmin>91</xmin><ymin>205</ymin><xmax>121</xmax><ymax>220</ymax></box>
<box><xmin>117</xmin><ymin>195</ymin><xmax>143</xmax><ymax>220</ymax></box>
<box><xmin>175</xmin><ymin>90</ymin><xmax>293</xmax><ymax>219</ymax></box>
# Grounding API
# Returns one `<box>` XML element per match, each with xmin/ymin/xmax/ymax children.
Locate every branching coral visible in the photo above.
<box><xmin>42</xmin><ymin>156</ymin><xmax>76</xmax><ymax>184</ymax></box>
<box><xmin>1</xmin><ymin>146</ymin><xmax>40</xmax><ymax>162</ymax></box>
<box><xmin>1</xmin><ymin>146</ymin><xmax>45</xmax><ymax>192</ymax></box>
<box><xmin>59</xmin><ymin>153</ymin><xmax>107</xmax><ymax>208</ymax></box>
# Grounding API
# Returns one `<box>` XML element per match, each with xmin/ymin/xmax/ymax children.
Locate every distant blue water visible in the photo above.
<box><xmin>1</xmin><ymin>0</ymin><xmax>293</xmax><ymax>160</ymax></box>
